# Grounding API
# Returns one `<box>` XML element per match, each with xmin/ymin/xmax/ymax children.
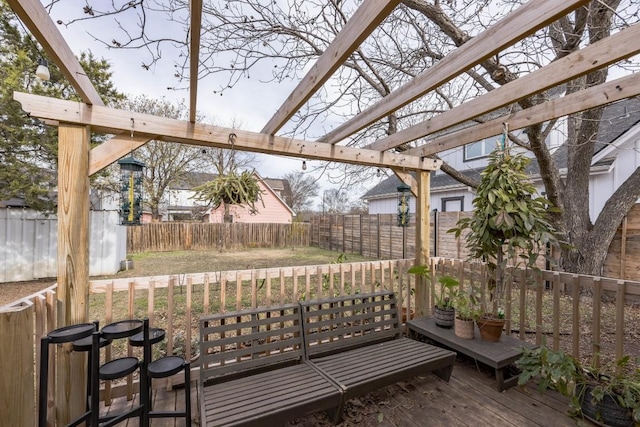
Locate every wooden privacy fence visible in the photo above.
<box><xmin>312</xmin><ymin>206</ymin><xmax>640</xmax><ymax>281</ymax></box>
<box><xmin>127</xmin><ymin>221</ymin><xmax>310</xmax><ymax>252</ymax></box>
<box><xmin>4</xmin><ymin>257</ymin><xmax>640</xmax><ymax>424</ymax></box>
<box><xmin>310</xmin><ymin>212</ymin><xmax>472</xmax><ymax>260</ymax></box>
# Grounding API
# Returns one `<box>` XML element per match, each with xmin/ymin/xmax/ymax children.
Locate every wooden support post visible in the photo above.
<box><xmin>0</xmin><ymin>304</ymin><xmax>35</xmax><ymax>427</ymax></box>
<box><xmin>415</xmin><ymin>171</ymin><xmax>431</xmax><ymax>317</ymax></box>
<box><xmin>56</xmin><ymin>123</ymin><xmax>90</xmax><ymax>425</ymax></box>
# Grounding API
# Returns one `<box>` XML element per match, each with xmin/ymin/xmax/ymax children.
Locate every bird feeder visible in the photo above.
<box><xmin>397</xmin><ymin>182</ymin><xmax>411</xmax><ymax>227</ymax></box>
<box><xmin>118</xmin><ymin>156</ymin><xmax>145</xmax><ymax>225</ymax></box>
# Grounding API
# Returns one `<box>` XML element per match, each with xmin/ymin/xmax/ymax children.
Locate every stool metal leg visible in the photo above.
<box><xmin>185</xmin><ymin>362</ymin><xmax>192</xmax><ymax>427</ymax></box>
<box><xmin>38</xmin><ymin>337</ymin><xmax>50</xmax><ymax>427</ymax></box>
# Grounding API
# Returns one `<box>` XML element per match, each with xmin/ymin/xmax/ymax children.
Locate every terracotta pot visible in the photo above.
<box><xmin>454</xmin><ymin>317</ymin><xmax>475</xmax><ymax>340</ymax></box>
<box><xmin>401</xmin><ymin>307</ymin><xmax>415</xmax><ymax>323</ymax></box>
<box><xmin>434</xmin><ymin>306</ymin><xmax>455</xmax><ymax>328</ymax></box>
<box><xmin>476</xmin><ymin>315</ymin><xmax>505</xmax><ymax>342</ymax></box>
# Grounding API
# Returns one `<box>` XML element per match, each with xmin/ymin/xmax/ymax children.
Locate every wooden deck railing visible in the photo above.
<box><xmin>3</xmin><ymin>257</ymin><xmax>640</xmax><ymax>422</ymax></box>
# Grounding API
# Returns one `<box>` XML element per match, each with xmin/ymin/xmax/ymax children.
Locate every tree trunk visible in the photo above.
<box><xmin>223</xmin><ymin>203</ymin><xmax>232</xmax><ymax>223</ymax></box>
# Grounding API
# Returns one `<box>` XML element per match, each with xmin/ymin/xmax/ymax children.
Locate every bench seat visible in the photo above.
<box><xmin>311</xmin><ymin>337</ymin><xmax>456</xmax><ymax>400</ymax></box>
<box><xmin>201</xmin><ymin>362</ymin><xmax>341</xmax><ymax>427</ymax></box>
<box><xmin>300</xmin><ymin>291</ymin><xmax>456</xmax><ymax>420</ymax></box>
<box><xmin>199</xmin><ymin>304</ymin><xmax>342</xmax><ymax>426</ymax></box>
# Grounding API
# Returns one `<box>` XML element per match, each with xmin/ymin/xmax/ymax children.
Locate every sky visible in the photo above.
<box><xmin>43</xmin><ymin>4</ymin><xmax>350</xmax><ymax>208</ymax></box>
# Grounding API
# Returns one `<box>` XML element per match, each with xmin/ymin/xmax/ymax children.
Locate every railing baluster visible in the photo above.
<box><xmin>571</xmin><ymin>274</ymin><xmax>581</xmax><ymax>359</ymax></box>
<box><xmin>592</xmin><ymin>277</ymin><xmax>602</xmax><ymax>369</ymax></box>
<box><xmin>552</xmin><ymin>272</ymin><xmax>560</xmax><ymax>351</ymax></box>
<box><xmin>535</xmin><ymin>271</ymin><xmax>543</xmax><ymax>346</ymax></box>
<box><xmin>616</xmin><ymin>280</ymin><xmax>625</xmax><ymax>370</ymax></box>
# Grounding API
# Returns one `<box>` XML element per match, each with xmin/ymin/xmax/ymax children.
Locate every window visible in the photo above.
<box><xmin>464</xmin><ymin>138</ymin><xmax>499</xmax><ymax>161</ymax></box>
<box><xmin>442</xmin><ymin>196</ymin><xmax>464</xmax><ymax>212</ymax></box>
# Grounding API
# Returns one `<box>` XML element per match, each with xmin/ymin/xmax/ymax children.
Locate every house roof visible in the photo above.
<box><xmin>254</xmin><ymin>173</ymin><xmax>295</xmax><ymax>215</ymax></box>
<box><xmin>551</xmin><ymin>97</ymin><xmax>640</xmax><ymax>169</ymax></box>
<box><xmin>363</xmin><ymin>98</ymin><xmax>640</xmax><ymax>200</ymax></box>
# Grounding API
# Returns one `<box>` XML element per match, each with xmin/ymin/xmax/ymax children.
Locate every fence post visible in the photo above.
<box><xmin>0</xmin><ymin>303</ymin><xmax>35</xmax><ymax>427</ymax></box>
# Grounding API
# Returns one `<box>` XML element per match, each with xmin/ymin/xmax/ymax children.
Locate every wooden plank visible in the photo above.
<box><xmin>318</xmin><ymin>0</ymin><xmax>591</xmax><ymax>145</ymax></box>
<box><xmin>189</xmin><ymin>0</ymin><xmax>203</xmax><ymax>123</ymax></box>
<box><xmin>374</xmin><ymin>22</ymin><xmax>640</xmax><ymax>152</ymax></box>
<box><xmin>262</xmin><ymin>0</ymin><xmax>401</xmax><ymax>134</ymax></box>
<box><xmin>571</xmin><ymin>275</ymin><xmax>580</xmax><ymax>359</ymax></box>
<box><xmin>615</xmin><ymin>280</ymin><xmax>625</xmax><ymax>365</ymax></box>
<box><xmin>415</xmin><ymin>171</ymin><xmax>431</xmax><ymax>317</ymax></box>
<box><xmin>89</xmin><ymin>134</ymin><xmax>154</xmax><ymax>176</ymax></box>
<box><xmin>14</xmin><ymin>92</ymin><xmax>442</xmax><ymax>171</ymax></box>
<box><xmin>7</xmin><ymin>0</ymin><xmax>104</xmax><ymax>105</ymax></box>
<box><xmin>408</xmin><ymin>71</ymin><xmax>640</xmax><ymax>157</ymax></box>
<box><xmin>621</xmin><ymin>217</ymin><xmax>628</xmax><ymax>278</ymax></box>
<box><xmin>55</xmin><ymin>123</ymin><xmax>90</xmax><ymax>425</ymax></box>
<box><xmin>592</xmin><ymin>277</ymin><xmax>602</xmax><ymax>368</ymax></box>
<box><xmin>0</xmin><ymin>304</ymin><xmax>35</xmax><ymax>427</ymax></box>
<box><xmin>553</xmin><ymin>272</ymin><xmax>560</xmax><ymax>351</ymax></box>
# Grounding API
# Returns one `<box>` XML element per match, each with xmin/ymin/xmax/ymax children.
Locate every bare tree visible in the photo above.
<box><xmin>49</xmin><ymin>1</ymin><xmax>640</xmax><ymax>275</ymax></box>
<box><xmin>321</xmin><ymin>189</ymin><xmax>349</xmax><ymax>214</ymax></box>
<box><xmin>283</xmin><ymin>172</ymin><xmax>319</xmax><ymax>214</ymax></box>
<box><xmin>116</xmin><ymin>96</ymin><xmax>204</xmax><ymax>220</ymax></box>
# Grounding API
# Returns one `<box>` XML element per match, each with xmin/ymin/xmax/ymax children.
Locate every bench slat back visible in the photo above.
<box><xmin>200</xmin><ymin>304</ymin><xmax>304</xmax><ymax>384</ymax></box>
<box><xmin>300</xmin><ymin>291</ymin><xmax>401</xmax><ymax>358</ymax></box>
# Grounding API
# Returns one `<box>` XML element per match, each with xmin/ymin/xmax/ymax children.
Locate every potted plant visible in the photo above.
<box><xmin>517</xmin><ymin>344</ymin><xmax>640</xmax><ymax>426</ymax></box>
<box><xmin>452</xmin><ymin>289</ymin><xmax>479</xmax><ymax>340</ymax></box>
<box><xmin>449</xmin><ymin>143</ymin><xmax>559</xmax><ymax>341</ymax></box>
<box><xmin>408</xmin><ymin>266</ymin><xmax>459</xmax><ymax>328</ymax></box>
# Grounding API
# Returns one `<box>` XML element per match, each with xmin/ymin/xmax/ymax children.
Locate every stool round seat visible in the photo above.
<box><xmin>148</xmin><ymin>356</ymin><xmax>186</xmax><ymax>378</ymax></box>
<box><xmin>101</xmin><ymin>319</ymin><xmax>144</xmax><ymax>340</ymax></box>
<box><xmin>100</xmin><ymin>357</ymin><xmax>139</xmax><ymax>380</ymax></box>
<box><xmin>72</xmin><ymin>334</ymin><xmax>112</xmax><ymax>352</ymax></box>
<box><xmin>129</xmin><ymin>328</ymin><xmax>165</xmax><ymax>347</ymax></box>
<box><xmin>47</xmin><ymin>323</ymin><xmax>95</xmax><ymax>344</ymax></box>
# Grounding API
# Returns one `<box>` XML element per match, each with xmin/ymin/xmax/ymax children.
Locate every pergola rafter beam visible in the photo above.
<box><xmin>368</xmin><ymin>22</ymin><xmax>640</xmax><ymax>152</ymax></box>
<box><xmin>405</xmin><ymin>72</ymin><xmax>640</xmax><ymax>157</ymax></box>
<box><xmin>15</xmin><ymin>92</ymin><xmax>442</xmax><ymax>172</ymax></box>
<box><xmin>317</xmin><ymin>0</ymin><xmax>591</xmax><ymax>145</ymax></box>
<box><xmin>261</xmin><ymin>0</ymin><xmax>401</xmax><ymax>135</ymax></box>
<box><xmin>89</xmin><ymin>135</ymin><xmax>156</xmax><ymax>176</ymax></box>
<box><xmin>7</xmin><ymin>0</ymin><xmax>104</xmax><ymax>106</ymax></box>
<box><xmin>189</xmin><ymin>0</ymin><xmax>203</xmax><ymax>123</ymax></box>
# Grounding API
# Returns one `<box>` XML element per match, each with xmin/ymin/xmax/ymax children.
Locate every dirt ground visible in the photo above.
<box><xmin>0</xmin><ymin>278</ymin><xmax>56</xmax><ymax>306</ymax></box>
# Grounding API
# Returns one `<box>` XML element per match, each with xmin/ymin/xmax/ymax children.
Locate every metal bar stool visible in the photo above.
<box><xmin>38</xmin><ymin>322</ymin><xmax>96</xmax><ymax>427</ymax></box>
<box><xmin>71</xmin><ymin>321</ymin><xmax>112</xmax><ymax>412</ymax></box>
<box><xmin>134</xmin><ymin>322</ymin><xmax>191</xmax><ymax>427</ymax></box>
<box><xmin>94</xmin><ymin>319</ymin><xmax>147</xmax><ymax>427</ymax></box>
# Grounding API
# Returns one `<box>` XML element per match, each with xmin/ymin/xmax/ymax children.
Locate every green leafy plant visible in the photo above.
<box><xmin>408</xmin><ymin>265</ymin><xmax>459</xmax><ymax>310</ymax></box>
<box><xmin>192</xmin><ymin>170</ymin><xmax>264</xmax><ymax>222</ymax></box>
<box><xmin>449</xmin><ymin>145</ymin><xmax>559</xmax><ymax>317</ymax></box>
<box><xmin>434</xmin><ymin>275</ymin><xmax>459</xmax><ymax>309</ymax></box>
<box><xmin>453</xmin><ymin>288</ymin><xmax>480</xmax><ymax>321</ymax></box>
<box><xmin>517</xmin><ymin>344</ymin><xmax>640</xmax><ymax>424</ymax></box>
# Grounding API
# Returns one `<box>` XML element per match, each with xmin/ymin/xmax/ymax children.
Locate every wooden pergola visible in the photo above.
<box><xmin>6</xmin><ymin>0</ymin><xmax>640</xmax><ymax>423</ymax></box>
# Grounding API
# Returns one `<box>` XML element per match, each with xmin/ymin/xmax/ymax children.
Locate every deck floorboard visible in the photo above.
<box><xmin>100</xmin><ymin>357</ymin><xmax>593</xmax><ymax>426</ymax></box>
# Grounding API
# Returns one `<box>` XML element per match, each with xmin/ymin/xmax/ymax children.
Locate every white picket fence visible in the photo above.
<box><xmin>0</xmin><ymin>209</ymin><xmax>126</xmax><ymax>282</ymax></box>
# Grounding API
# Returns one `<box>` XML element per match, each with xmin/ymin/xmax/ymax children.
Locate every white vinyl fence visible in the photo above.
<box><xmin>0</xmin><ymin>209</ymin><xmax>126</xmax><ymax>282</ymax></box>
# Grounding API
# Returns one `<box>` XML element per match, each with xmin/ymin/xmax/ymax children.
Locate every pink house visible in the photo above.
<box><xmin>206</xmin><ymin>173</ymin><xmax>294</xmax><ymax>223</ymax></box>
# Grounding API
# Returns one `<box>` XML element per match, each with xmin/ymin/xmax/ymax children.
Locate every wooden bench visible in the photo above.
<box><xmin>406</xmin><ymin>316</ymin><xmax>536</xmax><ymax>391</ymax></box>
<box><xmin>199</xmin><ymin>304</ymin><xmax>342</xmax><ymax>427</ymax></box>
<box><xmin>300</xmin><ymin>291</ymin><xmax>457</xmax><ymax>420</ymax></box>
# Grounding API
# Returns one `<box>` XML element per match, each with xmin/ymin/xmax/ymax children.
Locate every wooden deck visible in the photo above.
<box><xmin>100</xmin><ymin>356</ymin><xmax>592</xmax><ymax>426</ymax></box>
